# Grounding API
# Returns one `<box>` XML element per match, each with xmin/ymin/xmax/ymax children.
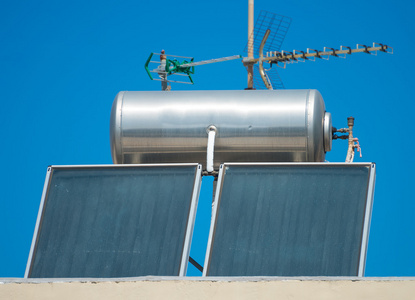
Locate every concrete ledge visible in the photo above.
<box><xmin>1</xmin><ymin>277</ymin><xmax>415</xmax><ymax>300</ymax></box>
<box><xmin>2</xmin><ymin>276</ymin><xmax>415</xmax><ymax>283</ymax></box>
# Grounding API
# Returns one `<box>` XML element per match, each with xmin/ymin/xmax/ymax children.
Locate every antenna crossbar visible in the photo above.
<box><xmin>180</xmin><ymin>55</ymin><xmax>242</xmax><ymax>67</ymax></box>
<box><xmin>153</xmin><ymin>53</ymin><xmax>194</xmax><ymax>59</ymax></box>
<box><xmin>149</xmin><ymin>70</ymin><xmax>190</xmax><ymax>77</ymax></box>
<box><xmin>151</xmin><ymin>78</ymin><xmax>193</xmax><ymax>84</ymax></box>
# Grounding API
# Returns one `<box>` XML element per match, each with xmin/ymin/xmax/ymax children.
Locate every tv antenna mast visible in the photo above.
<box><xmin>144</xmin><ymin>1</ymin><xmax>392</xmax><ymax>91</ymax></box>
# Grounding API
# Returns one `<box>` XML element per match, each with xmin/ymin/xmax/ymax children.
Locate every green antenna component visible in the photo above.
<box><xmin>144</xmin><ymin>52</ymin><xmax>196</xmax><ymax>87</ymax></box>
<box><xmin>165</xmin><ymin>58</ymin><xmax>195</xmax><ymax>76</ymax></box>
<box><xmin>144</xmin><ymin>51</ymin><xmax>242</xmax><ymax>90</ymax></box>
<box><xmin>165</xmin><ymin>58</ymin><xmax>195</xmax><ymax>83</ymax></box>
<box><xmin>144</xmin><ymin>52</ymin><xmax>155</xmax><ymax>80</ymax></box>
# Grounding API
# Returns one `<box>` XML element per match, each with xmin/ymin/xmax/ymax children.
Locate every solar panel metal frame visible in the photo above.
<box><xmin>25</xmin><ymin>163</ymin><xmax>202</xmax><ymax>278</ymax></box>
<box><xmin>203</xmin><ymin>162</ymin><xmax>376</xmax><ymax>277</ymax></box>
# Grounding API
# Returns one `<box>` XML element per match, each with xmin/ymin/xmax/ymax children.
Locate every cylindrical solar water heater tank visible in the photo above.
<box><xmin>110</xmin><ymin>90</ymin><xmax>332</xmax><ymax>170</ymax></box>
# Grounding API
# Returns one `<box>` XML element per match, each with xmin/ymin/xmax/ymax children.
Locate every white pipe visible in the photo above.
<box><xmin>206</xmin><ymin>126</ymin><xmax>217</xmax><ymax>172</ymax></box>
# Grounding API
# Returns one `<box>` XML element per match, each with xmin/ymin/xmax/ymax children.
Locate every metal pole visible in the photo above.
<box><xmin>247</xmin><ymin>0</ymin><xmax>254</xmax><ymax>89</ymax></box>
<box><xmin>346</xmin><ymin>117</ymin><xmax>355</xmax><ymax>163</ymax></box>
<box><xmin>159</xmin><ymin>50</ymin><xmax>169</xmax><ymax>91</ymax></box>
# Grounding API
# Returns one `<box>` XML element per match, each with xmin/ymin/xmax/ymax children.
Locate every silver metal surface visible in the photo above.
<box><xmin>24</xmin><ymin>167</ymin><xmax>52</xmax><ymax>278</ymax></box>
<box><xmin>179</xmin><ymin>164</ymin><xmax>202</xmax><ymax>276</ymax></box>
<box><xmin>179</xmin><ymin>55</ymin><xmax>241</xmax><ymax>67</ymax></box>
<box><xmin>324</xmin><ymin>112</ymin><xmax>332</xmax><ymax>152</ymax></box>
<box><xmin>258</xmin><ymin>29</ymin><xmax>273</xmax><ymax>90</ymax></box>
<box><xmin>202</xmin><ymin>164</ymin><xmax>225</xmax><ymax>277</ymax></box>
<box><xmin>110</xmin><ymin>90</ymin><xmax>331</xmax><ymax>170</ymax></box>
<box><xmin>358</xmin><ymin>163</ymin><xmax>376</xmax><ymax>276</ymax></box>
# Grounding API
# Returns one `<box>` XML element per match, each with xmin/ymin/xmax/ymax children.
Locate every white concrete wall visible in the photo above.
<box><xmin>1</xmin><ymin>277</ymin><xmax>415</xmax><ymax>300</ymax></box>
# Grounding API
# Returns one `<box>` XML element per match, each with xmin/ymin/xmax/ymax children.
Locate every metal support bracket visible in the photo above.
<box><xmin>258</xmin><ymin>29</ymin><xmax>273</xmax><ymax>90</ymax></box>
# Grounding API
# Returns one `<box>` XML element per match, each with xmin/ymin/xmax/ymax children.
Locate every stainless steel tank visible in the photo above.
<box><xmin>110</xmin><ymin>90</ymin><xmax>332</xmax><ymax>169</ymax></box>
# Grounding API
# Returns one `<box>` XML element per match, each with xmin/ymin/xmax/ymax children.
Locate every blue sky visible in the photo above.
<box><xmin>1</xmin><ymin>0</ymin><xmax>414</xmax><ymax>277</ymax></box>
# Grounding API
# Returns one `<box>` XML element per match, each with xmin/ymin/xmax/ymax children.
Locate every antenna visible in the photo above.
<box><xmin>244</xmin><ymin>10</ymin><xmax>292</xmax><ymax>89</ymax></box>
<box><xmin>243</xmin><ymin>43</ymin><xmax>393</xmax><ymax>90</ymax></box>
<box><xmin>144</xmin><ymin>3</ymin><xmax>392</xmax><ymax>90</ymax></box>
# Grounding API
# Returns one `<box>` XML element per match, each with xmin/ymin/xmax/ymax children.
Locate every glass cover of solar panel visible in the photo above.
<box><xmin>207</xmin><ymin>164</ymin><xmax>372</xmax><ymax>276</ymax></box>
<box><xmin>29</xmin><ymin>165</ymin><xmax>199</xmax><ymax>278</ymax></box>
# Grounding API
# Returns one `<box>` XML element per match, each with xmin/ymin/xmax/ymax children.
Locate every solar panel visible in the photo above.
<box><xmin>204</xmin><ymin>163</ymin><xmax>375</xmax><ymax>276</ymax></box>
<box><xmin>26</xmin><ymin>164</ymin><xmax>202</xmax><ymax>278</ymax></box>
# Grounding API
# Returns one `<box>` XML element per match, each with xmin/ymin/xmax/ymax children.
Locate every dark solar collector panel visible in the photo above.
<box><xmin>26</xmin><ymin>164</ymin><xmax>201</xmax><ymax>278</ymax></box>
<box><xmin>204</xmin><ymin>163</ymin><xmax>375</xmax><ymax>276</ymax></box>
